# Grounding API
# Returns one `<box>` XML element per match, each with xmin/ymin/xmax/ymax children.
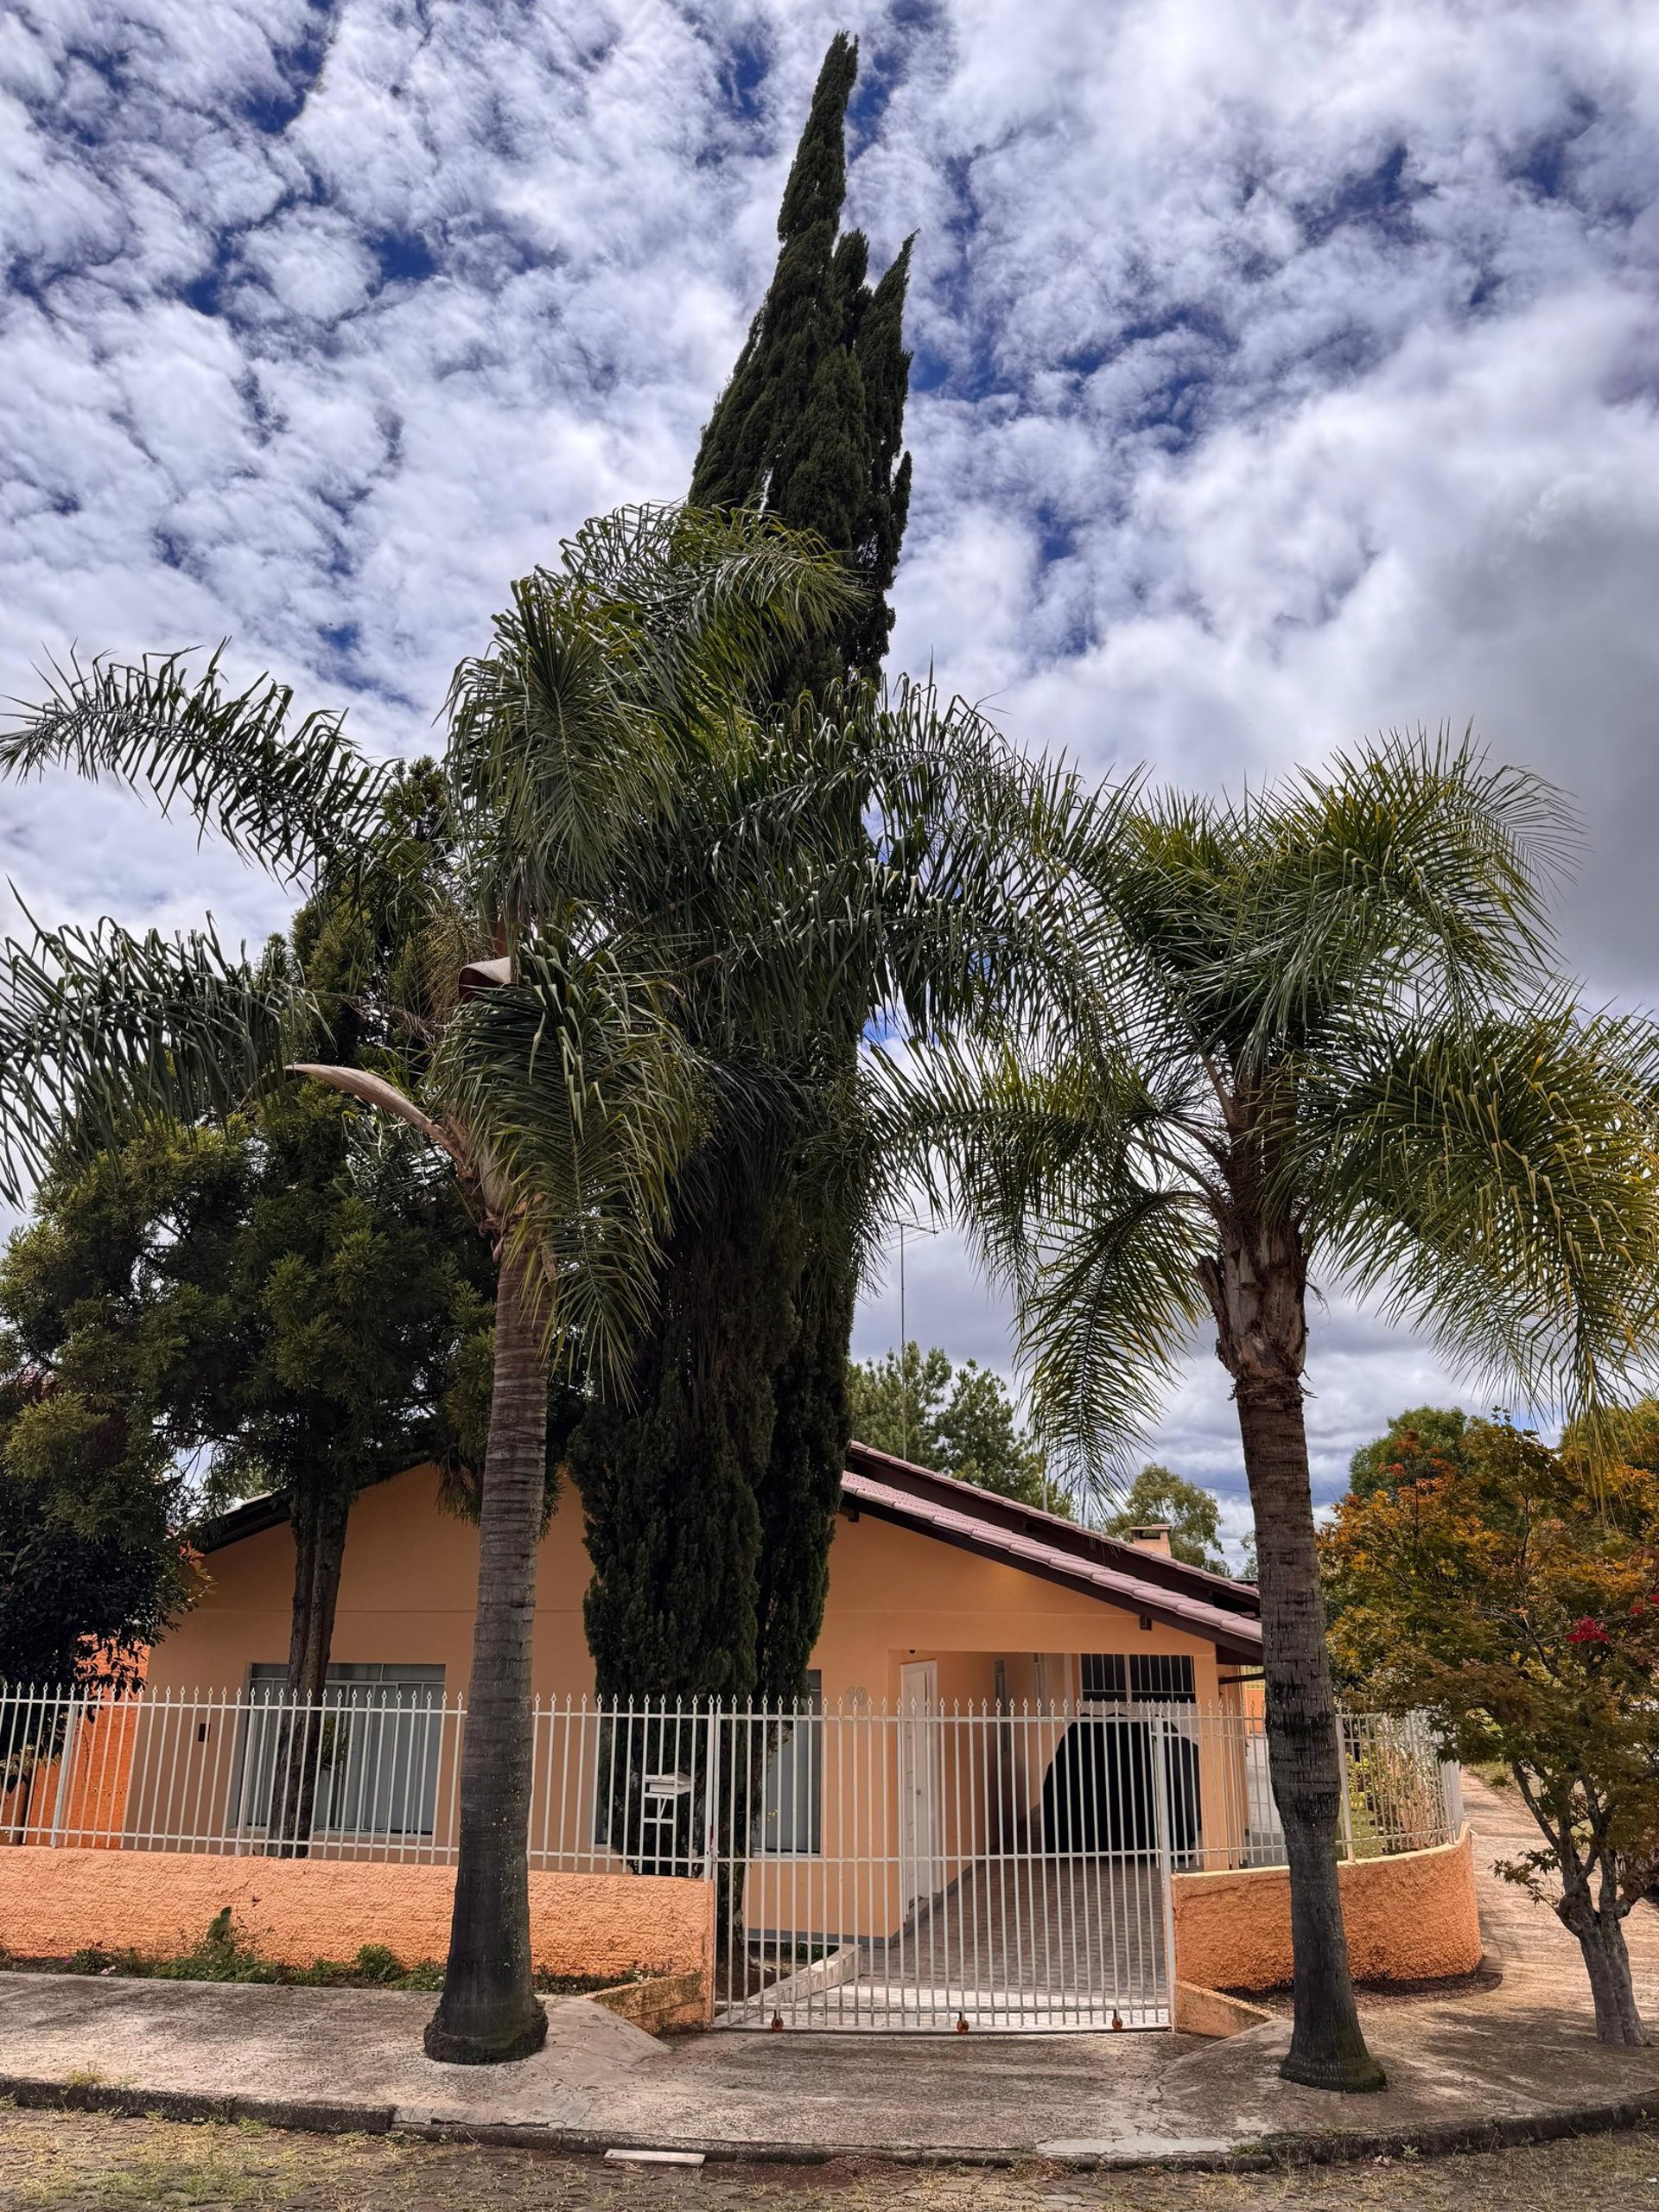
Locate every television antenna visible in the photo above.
<box><xmin>892</xmin><ymin>1216</ymin><xmax>942</xmax><ymax>1460</ymax></box>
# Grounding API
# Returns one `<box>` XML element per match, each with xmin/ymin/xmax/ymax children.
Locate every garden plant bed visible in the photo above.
<box><xmin>0</xmin><ymin>1917</ymin><xmax>654</xmax><ymax>1999</ymax></box>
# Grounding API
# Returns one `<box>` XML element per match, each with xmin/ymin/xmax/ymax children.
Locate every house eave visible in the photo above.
<box><xmin>188</xmin><ymin>1452</ymin><xmax>1264</xmax><ymax>1662</ymax></box>
<box><xmin>840</xmin><ymin>1469</ymin><xmax>1262</xmax><ymax>1660</ymax></box>
<box><xmin>842</xmin><ymin>1441</ymin><xmax>1260</xmax><ymax>1619</ymax></box>
<box><xmin>191</xmin><ymin>1491</ymin><xmax>292</xmax><ymax>1554</ymax></box>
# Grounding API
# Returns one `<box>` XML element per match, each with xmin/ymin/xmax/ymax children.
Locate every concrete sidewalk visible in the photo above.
<box><xmin>4</xmin><ymin>1778</ymin><xmax>1659</xmax><ymax>2166</ymax></box>
<box><xmin>4</xmin><ymin>1967</ymin><xmax>1659</xmax><ymax>2164</ymax></box>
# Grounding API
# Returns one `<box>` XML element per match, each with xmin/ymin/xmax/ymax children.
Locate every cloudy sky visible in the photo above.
<box><xmin>5</xmin><ymin>0</ymin><xmax>1658</xmax><ymax>1540</ymax></box>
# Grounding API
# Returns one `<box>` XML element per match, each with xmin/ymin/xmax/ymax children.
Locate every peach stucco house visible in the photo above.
<box><xmin>3</xmin><ymin>1448</ymin><xmax>1478</xmax><ymax>2027</ymax></box>
<box><xmin>155</xmin><ymin>1440</ymin><xmax>1263</xmax><ymax>1713</ymax></box>
<box><xmin>128</xmin><ymin>1438</ymin><xmax>1271</xmax><ymax>2001</ymax></box>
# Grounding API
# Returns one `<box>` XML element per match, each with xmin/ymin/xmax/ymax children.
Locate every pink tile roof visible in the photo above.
<box><xmin>197</xmin><ymin>1441</ymin><xmax>1263</xmax><ymax>1658</ymax></box>
<box><xmin>840</xmin><ymin>1450</ymin><xmax>1262</xmax><ymax>1658</ymax></box>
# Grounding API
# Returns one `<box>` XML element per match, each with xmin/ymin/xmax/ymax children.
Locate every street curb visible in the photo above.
<box><xmin>0</xmin><ymin>2076</ymin><xmax>395</xmax><ymax>2136</ymax></box>
<box><xmin>6</xmin><ymin>2071</ymin><xmax>1659</xmax><ymax>2170</ymax></box>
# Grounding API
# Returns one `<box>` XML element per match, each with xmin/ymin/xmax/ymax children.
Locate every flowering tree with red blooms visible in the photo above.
<box><xmin>1322</xmin><ymin>1417</ymin><xmax>1659</xmax><ymax>2045</ymax></box>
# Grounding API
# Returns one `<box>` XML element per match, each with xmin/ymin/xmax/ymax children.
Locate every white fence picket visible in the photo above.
<box><xmin>0</xmin><ymin>1683</ymin><xmax>1461</xmax><ymax>2031</ymax></box>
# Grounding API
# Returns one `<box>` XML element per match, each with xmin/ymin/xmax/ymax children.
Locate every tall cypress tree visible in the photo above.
<box><xmin>576</xmin><ymin>33</ymin><xmax>913</xmax><ymax>1705</ymax></box>
<box><xmin>690</xmin><ymin>32</ymin><xmax>912</xmax><ymax>697</ymax></box>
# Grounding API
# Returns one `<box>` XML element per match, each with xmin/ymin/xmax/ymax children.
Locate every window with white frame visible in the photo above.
<box><xmin>752</xmin><ymin>1671</ymin><xmax>823</xmax><ymax>1855</ymax></box>
<box><xmin>236</xmin><ymin>1664</ymin><xmax>445</xmax><ymax>1837</ymax></box>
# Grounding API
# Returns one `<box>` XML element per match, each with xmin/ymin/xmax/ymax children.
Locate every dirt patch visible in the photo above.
<box><xmin>1228</xmin><ymin>1960</ymin><xmax>1504</xmax><ymax>2015</ymax></box>
<box><xmin>6</xmin><ymin>2107</ymin><xmax>1659</xmax><ymax>2210</ymax></box>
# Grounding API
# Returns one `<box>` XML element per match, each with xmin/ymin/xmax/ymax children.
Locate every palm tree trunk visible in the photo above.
<box><xmin>424</xmin><ymin>1237</ymin><xmax>550</xmax><ymax>2064</ymax></box>
<box><xmin>1236</xmin><ymin>1378</ymin><xmax>1386</xmax><ymax>2090</ymax></box>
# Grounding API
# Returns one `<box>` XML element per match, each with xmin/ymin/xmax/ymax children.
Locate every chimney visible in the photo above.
<box><xmin>1124</xmin><ymin>1522</ymin><xmax>1173</xmax><ymax>1557</ymax></box>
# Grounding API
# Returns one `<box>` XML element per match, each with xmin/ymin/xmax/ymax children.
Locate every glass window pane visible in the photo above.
<box><xmin>235</xmin><ymin>1665</ymin><xmax>445</xmax><ymax>1838</ymax></box>
<box><xmin>753</xmin><ymin>1673</ymin><xmax>822</xmax><ymax>1854</ymax></box>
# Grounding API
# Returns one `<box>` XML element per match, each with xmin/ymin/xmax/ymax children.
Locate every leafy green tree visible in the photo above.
<box><xmin>1325</xmin><ymin>1419</ymin><xmax>1659</xmax><ymax>2044</ymax></box>
<box><xmin>0</xmin><ymin>1359</ymin><xmax>195</xmax><ymax>1695</ymax></box>
<box><xmin>846</xmin><ymin>1341</ymin><xmax>1057</xmax><ymax>1510</ymax></box>
<box><xmin>0</xmin><ymin>1351</ymin><xmax>197</xmax><ymax>1820</ymax></box>
<box><xmin>847</xmin><ymin>1340</ymin><xmax>950</xmax><ymax>1463</ymax></box>
<box><xmin>897</xmin><ymin>738</ymin><xmax>1659</xmax><ymax>2089</ymax></box>
<box><xmin>1326</xmin><ymin>1408</ymin><xmax>1477</xmax><ymax>1685</ymax></box>
<box><xmin>582</xmin><ymin>31</ymin><xmax>919</xmax><ymax>1714</ymax></box>
<box><xmin>0</xmin><ymin>1085</ymin><xmax>489</xmax><ymax>1731</ymax></box>
<box><xmin>935</xmin><ymin>1360</ymin><xmax>1052</xmax><ymax>1508</ymax></box>
<box><xmin>1347</xmin><ymin>1406</ymin><xmax>1471</xmax><ymax>1499</ymax></box>
<box><xmin>1103</xmin><ymin>1464</ymin><xmax>1226</xmax><ymax>1573</ymax></box>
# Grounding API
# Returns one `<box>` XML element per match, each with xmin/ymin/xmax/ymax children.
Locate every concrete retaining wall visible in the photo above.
<box><xmin>0</xmin><ymin>1849</ymin><xmax>714</xmax><ymax>2017</ymax></box>
<box><xmin>1171</xmin><ymin>1824</ymin><xmax>1480</xmax><ymax>1992</ymax></box>
<box><xmin>1170</xmin><ymin>1980</ymin><xmax>1274</xmax><ymax>2037</ymax></box>
<box><xmin>590</xmin><ymin>1969</ymin><xmax>708</xmax><ymax>2035</ymax></box>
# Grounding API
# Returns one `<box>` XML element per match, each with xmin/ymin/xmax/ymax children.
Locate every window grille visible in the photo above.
<box><xmin>1081</xmin><ymin>1653</ymin><xmax>1196</xmax><ymax>1704</ymax></box>
<box><xmin>1080</xmin><ymin>1653</ymin><xmax>1127</xmax><ymax>1703</ymax></box>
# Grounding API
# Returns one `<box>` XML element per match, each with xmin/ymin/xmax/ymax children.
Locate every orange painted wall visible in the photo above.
<box><xmin>145</xmin><ymin>1466</ymin><xmax>591</xmax><ymax>1700</ymax></box>
<box><xmin>1170</xmin><ymin>1824</ymin><xmax>1481</xmax><ymax>1991</ymax></box>
<box><xmin>140</xmin><ymin>1468</ymin><xmax>1236</xmax><ymax>1948</ymax></box>
<box><xmin>0</xmin><ymin>1847</ymin><xmax>715</xmax><ymax>1998</ymax></box>
<box><xmin>148</xmin><ymin>1465</ymin><xmax>1223</xmax><ymax>1707</ymax></box>
<box><xmin>0</xmin><ymin>1700</ymin><xmax>139</xmax><ymax>1848</ymax></box>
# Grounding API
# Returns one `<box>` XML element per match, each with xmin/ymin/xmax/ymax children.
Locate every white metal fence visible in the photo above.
<box><xmin>0</xmin><ymin>1684</ymin><xmax>1461</xmax><ymax>2031</ymax></box>
<box><xmin>0</xmin><ymin>1684</ymin><xmax>722</xmax><ymax>1871</ymax></box>
<box><xmin>712</xmin><ymin>1700</ymin><xmax>1460</xmax><ymax>2029</ymax></box>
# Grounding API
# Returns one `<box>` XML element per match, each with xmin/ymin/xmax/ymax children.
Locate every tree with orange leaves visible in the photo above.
<box><xmin>1323</xmin><ymin>1416</ymin><xmax>1659</xmax><ymax>2044</ymax></box>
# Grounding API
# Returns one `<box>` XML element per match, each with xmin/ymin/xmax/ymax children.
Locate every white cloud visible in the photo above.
<box><xmin>3</xmin><ymin>0</ymin><xmax>1654</xmax><ymax>1497</ymax></box>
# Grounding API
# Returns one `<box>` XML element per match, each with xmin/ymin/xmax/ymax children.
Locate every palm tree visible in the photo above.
<box><xmin>0</xmin><ymin>505</ymin><xmax>861</xmax><ymax>2062</ymax></box>
<box><xmin>896</xmin><ymin>737</ymin><xmax>1659</xmax><ymax>2091</ymax></box>
<box><xmin>0</xmin><ymin>504</ymin><xmax>1072</xmax><ymax>2058</ymax></box>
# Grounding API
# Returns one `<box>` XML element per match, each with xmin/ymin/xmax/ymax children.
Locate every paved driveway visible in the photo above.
<box><xmin>1461</xmin><ymin>1769</ymin><xmax>1659</xmax><ymax>2005</ymax></box>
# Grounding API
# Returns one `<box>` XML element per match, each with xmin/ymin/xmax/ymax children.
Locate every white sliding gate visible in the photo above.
<box><xmin>718</xmin><ymin>1700</ymin><xmax>1197</xmax><ymax>2031</ymax></box>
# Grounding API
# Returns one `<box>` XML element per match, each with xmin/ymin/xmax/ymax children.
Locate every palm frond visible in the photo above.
<box><xmin>1019</xmin><ymin>1188</ymin><xmax>1213</xmax><ymax>1494</ymax></box>
<box><xmin>0</xmin><ymin>918</ymin><xmax>297</xmax><ymax>1202</ymax></box>
<box><xmin>284</xmin><ymin>1062</ymin><xmax>456</xmax><ymax>1160</ymax></box>
<box><xmin>1090</xmin><ymin>733</ymin><xmax>1578</xmax><ymax>1078</ymax></box>
<box><xmin>641</xmin><ymin>678</ymin><xmax>1122</xmax><ymax>1061</ymax></box>
<box><xmin>1227</xmin><ymin>728</ymin><xmax>1572</xmax><ymax>1065</ymax></box>
<box><xmin>1303</xmin><ymin>999</ymin><xmax>1659</xmax><ymax>1421</ymax></box>
<box><xmin>444</xmin><ymin>505</ymin><xmax>860</xmax><ymax>935</ymax></box>
<box><xmin>871</xmin><ymin>1035</ymin><xmax>1214</xmax><ymax>1488</ymax></box>
<box><xmin>444</xmin><ymin>571</ymin><xmax>674</xmax><ymax>931</ymax></box>
<box><xmin>430</xmin><ymin>942</ymin><xmax>708</xmax><ymax>1393</ymax></box>
<box><xmin>2</xmin><ymin>648</ymin><xmax>395</xmax><ymax>881</ymax></box>
<box><xmin>562</xmin><ymin>504</ymin><xmax>861</xmax><ymax>705</ymax></box>
<box><xmin>859</xmin><ymin>683</ymin><xmax>1117</xmax><ymax>1039</ymax></box>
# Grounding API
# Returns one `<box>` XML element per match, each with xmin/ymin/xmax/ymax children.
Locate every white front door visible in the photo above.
<box><xmin>899</xmin><ymin>1661</ymin><xmax>940</xmax><ymax>1909</ymax></box>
